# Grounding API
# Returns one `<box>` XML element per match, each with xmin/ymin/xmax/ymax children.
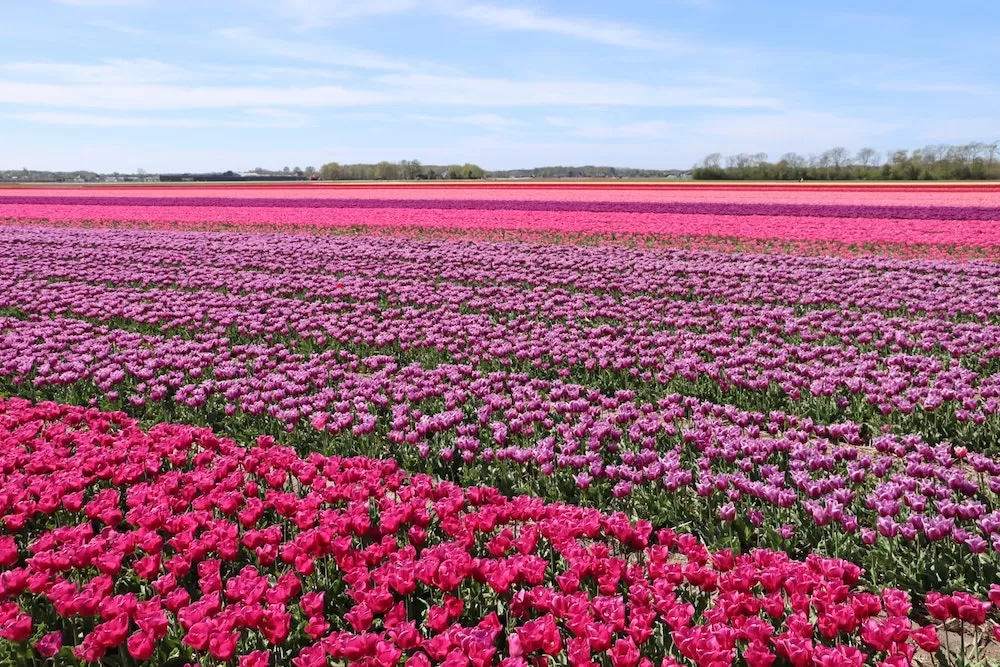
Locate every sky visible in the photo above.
<box><xmin>1</xmin><ymin>0</ymin><xmax>998</xmax><ymax>172</ymax></box>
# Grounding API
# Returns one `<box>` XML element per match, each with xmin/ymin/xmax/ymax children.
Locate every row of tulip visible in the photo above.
<box><xmin>7</xmin><ymin>183</ymin><xmax>1000</xmax><ymax>206</ymax></box>
<box><xmin>2</xmin><ymin>228</ymin><xmax>1000</xmax><ymax>588</ymax></box>
<box><xmin>7</xmin><ymin>217</ymin><xmax>998</xmax><ymax>262</ymax></box>
<box><xmin>3</xmin><ymin>205</ymin><xmax>999</xmax><ymax>249</ymax></box>
<box><xmin>3</xmin><ymin>228</ymin><xmax>1000</xmax><ymax>445</ymax></box>
<box><xmin>0</xmin><ymin>396</ymin><xmax>977</xmax><ymax>666</ymax></box>
<box><xmin>5</xmin><ymin>195</ymin><xmax>1000</xmax><ymax>222</ymax></box>
<box><xmin>4</xmin><ymin>306</ymin><xmax>1000</xmax><ymax>597</ymax></box>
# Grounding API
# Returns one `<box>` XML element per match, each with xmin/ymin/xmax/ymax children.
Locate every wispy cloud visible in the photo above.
<box><xmin>408</xmin><ymin>113</ymin><xmax>522</xmax><ymax>128</ymax></box>
<box><xmin>442</xmin><ymin>3</ymin><xmax>677</xmax><ymax>51</ymax></box>
<box><xmin>267</xmin><ymin>0</ymin><xmax>684</xmax><ymax>51</ymax></box>
<box><xmin>267</xmin><ymin>0</ymin><xmax>420</xmax><ymax>29</ymax></box>
<box><xmin>2</xmin><ymin>59</ymin><xmax>189</xmax><ymax>85</ymax></box>
<box><xmin>241</xmin><ymin>108</ymin><xmax>313</xmax><ymax>125</ymax></box>
<box><xmin>0</xmin><ymin>80</ymin><xmax>388</xmax><ymax>110</ymax></box>
<box><xmin>247</xmin><ymin>67</ymin><xmax>350</xmax><ymax>81</ymax></box>
<box><xmin>546</xmin><ymin>117</ymin><xmax>676</xmax><ymax>139</ymax></box>
<box><xmin>217</xmin><ymin>27</ymin><xmax>417</xmax><ymax>72</ymax></box>
<box><xmin>9</xmin><ymin>109</ymin><xmax>311</xmax><ymax>128</ymax></box>
<box><xmin>85</xmin><ymin>19</ymin><xmax>147</xmax><ymax>35</ymax></box>
<box><xmin>53</xmin><ymin>0</ymin><xmax>149</xmax><ymax>6</ymax></box>
<box><xmin>3</xmin><ymin>58</ymin><xmax>352</xmax><ymax>86</ymax></box>
<box><xmin>379</xmin><ymin>73</ymin><xmax>779</xmax><ymax>108</ymax></box>
<box><xmin>867</xmin><ymin>80</ymin><xmax>994</xmax><ymax>96</ymax></box>
<box><xmin>0</xmin><ymin>62</ymin><xmax>778</xmax><ymax>111</ymax></box>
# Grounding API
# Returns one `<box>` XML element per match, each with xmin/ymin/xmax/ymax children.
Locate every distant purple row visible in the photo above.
<box><xmin>3</xmin><ymin>196</ymin><xmax>1000</xmax><ymax>221</ymax></box>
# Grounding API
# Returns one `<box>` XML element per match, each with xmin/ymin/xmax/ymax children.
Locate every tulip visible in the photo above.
<box><xmin>910</xmin><ymin>626</ymin><xmax>941</xmax><ymax>653</ymax></box>
<box><xmin>127</xmin><ymin>630</ymin><xmax>156</xmax><ymax>661</ymax></box>
<box><xmin>34</xmin><ymin>631</ymin><xmax>62</xmax><ymax>658</ymax></box>
<box><xmin>240</xmin><ymin>650</ymin><xmax>272</xmax><ymax>667</ymax></box>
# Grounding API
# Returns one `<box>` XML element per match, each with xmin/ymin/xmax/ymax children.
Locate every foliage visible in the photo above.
<box><xmin>692</xmin><ymin>143</ymin><xmax>1000</xmax><ymax>181</ymax></box>
<box><xmin>0</xmin><ymin>398</ymin><xmax>958</xmax><ymax>666</ymax></box>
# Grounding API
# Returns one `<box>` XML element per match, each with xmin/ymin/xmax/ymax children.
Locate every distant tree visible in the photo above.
<box><xmin>783</xmin><ymin>152</ymin><xmax>806</xmax><ymax>167</ymax></box>
<box><xmin>373</xmin><ymin>161</ymin><xmax>400</xmax><ymax>180</ymax></box>
<box><xmin>855</xmin><ymin>148</ymin><xmax>879</xmax><ymax>168</ymax></box>
<box><xmin>319</xmin><ymin>162</ymin><xmax>341</xmax><ymax>180</ymax></box>
<box><xmin>690</xmin><ymin>141</ymin><xmax>999</xmax><ymax>181</ymax></box>
<box><xmin>826</xmin><ymin>147</ymin><xmax>851</xmax><ymax>168</ymax></box>
<box><xmin>445</xmin><ymin>164</ymin><xmax>485</xmax><ymax>179</ymax></box>
<box><xmin>400</xmin><ymin>159</ymin><xmax>422</xmax><ymax>180</ymax></box>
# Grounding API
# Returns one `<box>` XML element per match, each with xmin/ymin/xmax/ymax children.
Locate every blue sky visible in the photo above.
<box><xmin>1</xmin><ymin>0</ymin><xmax>997</xmax><ymax>172</ymax></box>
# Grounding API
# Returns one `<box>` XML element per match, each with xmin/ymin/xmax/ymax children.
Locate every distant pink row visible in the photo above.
<box><xmin>4</xmin><ymin>186</ymin><xmax>1000</xmax><ymax>207</ymax></box>
<box><xmin>4</xmin><ymin>203</ymin><xmax>998</xmax><ymax>247</ymax></box>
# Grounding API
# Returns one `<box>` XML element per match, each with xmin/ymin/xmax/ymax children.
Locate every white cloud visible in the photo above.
<box><xmin>378</xmin><ymin>73</ymin><xmax>779</xmax><ymax>108</ymax></box>
<box><xmin>246</xmin><ymin>67</ymin><xmax>349</xmax><ymax>81</ymax></box>
<box><xmin>217</xmin><ymin>27</ymin><xmax>416</xmax><ymax>72</ymax></box>
<box><xmin>268</xmin><ymin>0</ymin><xmax>683</xmax><ymax>51</ymax></box>
<box><xmin>546</xmin><ymin>117</ymin><xmax>676</xmax><ymax>139</ymax></box>
<box><xmin>408</xmin><ymin>113</ymin><xmax>522</xmax><ymax>127</ymax></box>
<box><xmin>54</xmin><ymin>0</ymin><xmax>148</xmax><ymax>6</ymax></box>
<box><xmin>871</xmin><ymin>80</ymin><xmax>994</xmax><ymax>96</ymax></box>
<box><xmin>268</xmin><ymin>0</ymin><xmax>420</xmax><ymax>29</ymax></box>
<box><xmin>0</xmin><ymin>65</ymin><xmax>777</xmax><ymax>111</ymax></box>
<box><xmin>242</xmin><ymin>108</ymin><xmax>312</xmax><ymax>124</ymax></box>
<box><xmin>2</xmin><ymin>59</ymin><xmax>189</xmax><ymax>85</ymax></box>
<box><xmin>8</xmin><ymin>110</ymin><xmax>312</xmax><ymax>128</ymax></box>
<box><xmin>3</xmin><ymin>58</ymin><xmax>351</xmax><ymax>85</ymax></box>
<box><xmin>442</xmin><ymin>3</ymin><xmax>677</xmax><ymax>51</ymax></box>
<box><xmin>0</xmin><ymin>80</ymin><xmax>388</xmax><ymax>110</ymax></box>
<box><xmin>85</xmin><ymin>20</ymin><xmax>147</xmax><ymax>35</ymax></box>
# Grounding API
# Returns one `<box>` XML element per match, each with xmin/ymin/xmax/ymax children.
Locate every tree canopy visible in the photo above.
<box><xmin>692</xmin><ymin>142</ymin><xmax>1000</xmax><ymax>181</ymax></box>
<box><xmin>318</xmin><ymin>161</ymin><xmax>486</xmax><ymax>181</ymax></box>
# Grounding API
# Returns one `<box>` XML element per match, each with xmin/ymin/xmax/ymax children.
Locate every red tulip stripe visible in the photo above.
<box><xmin>0</xmin><ymin>397</ymin><xmax>953</xmax><ymax>666</ymax></box>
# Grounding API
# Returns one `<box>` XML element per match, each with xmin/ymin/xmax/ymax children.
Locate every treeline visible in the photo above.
<box><xmin>316</xmin><ymin>161</ymin><xmax>689</xmax><ymax>180</ymax></box>
<box><xmin>0</xmin><ymin>169</ymin><xmax>101</xmax><ymax>183</ymax></box>
<box><xmin>159</xmin><ymin>171</ymin><xmax>309</xmax><ymax>182</ymax></box>
<box><xmin>692</xmin><ymin>142</ymin><xmax>1000</xmax><ymax>181</ymax></box>
<box><xmin>489</xmin><ymin>166</ymin><xmax>688</xmax><ymax>179</ymax></box>
<box><xmin>244</xmin><ymin>167</ymin><xmax>318</xmax><ymax>178</ymax></box>
<box><xmin>319</xmin><ymin>161</ymin><xmax>485</xmax><ymax>180</ymax></box>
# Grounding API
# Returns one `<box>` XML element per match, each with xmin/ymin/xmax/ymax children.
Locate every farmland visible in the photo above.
<box><xmin>1</xmin><ymin>182</ymin><xmax>1000</xmax><ymax>666</ymax></box>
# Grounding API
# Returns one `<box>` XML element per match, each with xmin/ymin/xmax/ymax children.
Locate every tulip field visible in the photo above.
<box><xmin>1</xmin><ymin>183</ymin><xmax>1000</xmax><ymax>666</ymax></box>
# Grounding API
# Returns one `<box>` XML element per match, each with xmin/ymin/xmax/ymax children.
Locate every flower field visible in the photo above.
<box><xmin>3</xmin><ymin>184</ymin><xmax>1000</xmax><ymax>259</ymax></box>
<box><xmin>1</xmin><ymin>182</ymin><xmax>1000</xmax><ymax>665</ymax></box>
